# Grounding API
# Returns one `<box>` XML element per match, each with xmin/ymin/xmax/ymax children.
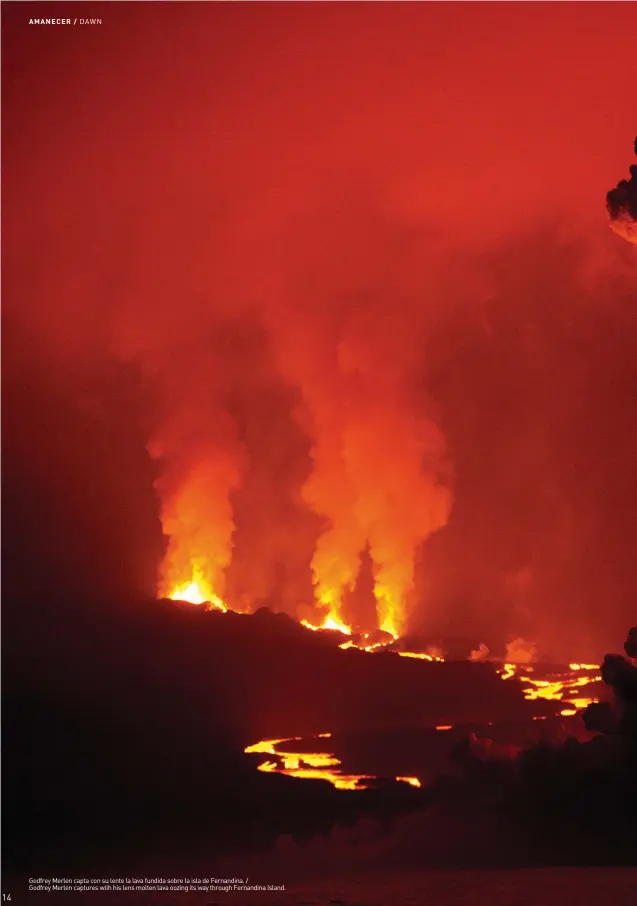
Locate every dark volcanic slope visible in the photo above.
<box><xmin>2</xmin><ymin>596</ymin><xmax>526</xmax><ymax>874</ymax></box>
<box><xmin>6</xmin><ymin>597</ymin><xmax>528</xmax><ymax>744</ymax></box>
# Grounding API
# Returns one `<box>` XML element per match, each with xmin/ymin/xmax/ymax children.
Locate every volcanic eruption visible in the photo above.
<box><xmin>6</xmin><ymin>5</ymin><xmax>637</xmax><ymax>888</ymax></box>
<box><xmin>606</xmin><ymin>136</ymin><xmax>637</xmax><ymax>244</ymax></box>
<box><xmin>154</xmin><ymin>206</ymin><xmax>455</xmax><ymax>640</ymax></box>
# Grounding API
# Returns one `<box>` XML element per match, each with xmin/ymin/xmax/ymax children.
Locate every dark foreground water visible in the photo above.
<box><xmin>17</xmin><ymin>868</ymin><xmax>637</xmax><ymax>906</ymax></box>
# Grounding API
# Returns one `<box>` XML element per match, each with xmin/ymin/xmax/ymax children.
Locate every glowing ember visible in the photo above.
<box><xmin>436</xmin><ymin>724</ymin><xmax>453</xmax><ymax>731</ymax></box>
<box><xmin>518</xmin><ymin>673</ymin><xmax>600</xmax><ymax>705</ymax></box>
<box><xmin>245</xmin><ymin>733</ymin><xmax>421</xmax><ymax>791</ymax></box>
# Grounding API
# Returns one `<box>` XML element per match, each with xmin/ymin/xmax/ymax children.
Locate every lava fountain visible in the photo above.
<box><xmin>167</xmin><ymin>564</ymin><xmax>227</xmax><ymax>612</ymax></box>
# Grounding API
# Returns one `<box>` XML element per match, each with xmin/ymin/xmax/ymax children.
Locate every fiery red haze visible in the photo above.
<box><xmin>3</xmin><ymin>3</ymin><xmax>637</xmax><ymax>658</ymax></box>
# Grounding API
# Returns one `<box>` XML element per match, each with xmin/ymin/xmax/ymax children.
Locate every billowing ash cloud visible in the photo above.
<box><xmin>606</xmin><ymin>137</ymin><xmax>637</xmax><ymax>244</ymax></box>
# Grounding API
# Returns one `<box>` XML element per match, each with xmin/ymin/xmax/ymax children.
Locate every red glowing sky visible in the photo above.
<box><xmin>3</xmin><ymin>2</ymin><xmax>637</xmax><ymax>658</ymax></box>
<box><xmin>4</xmin><ymin>4</ymin><xmax>636</xmax><ymax>241</ymax></box>
<box><xmin>4</xmin><ymin>3</ymin><xmax>635</xmax><ymax>362</ymax></box>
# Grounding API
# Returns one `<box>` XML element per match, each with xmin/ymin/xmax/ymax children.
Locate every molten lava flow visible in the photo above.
<box><xmin>236</xmin><ymin>626</ymin><xmax>601</xmax><ymax>794</ymax></box>
<box><xmin>244</xmin><ymin>738</ymin><xmax>290</xmax><ymax>756</ymax></box>
<box><xmin>396</xmin><ymin>776</ymin><xmax>422</xmax><ymax>788</ymax></box>
<box><xmin>499</xmin><ymin>663</ymin><xmax>517</xmax><ymax>681</ymax></box>
<box><xmin>301</xmin><ymin>615</ymin><xmax>352</xmax><ymax>635</ymax></box>
<box><xmin>396</xmin><ymin>650</ymin><xmax>444</xmax><ymax>663</ymax></box>
<box><xmin>336</xmin><ymin>635</ymin><xmax>443</xmax><ymax>661</ymax></box>
<box><xmin>245</xmin><ymin>733</ymin><xmax>420</xmax><ymax>791</ymax></box>
<box><xmin>166</xmin><ymin>564</ymin><xmax>227</xmax><ymax>612</ymax></box>
<box><xmin>498</xmin><ymin>662</ymin><xmax>601</xmax><ymax>714</ymax></box>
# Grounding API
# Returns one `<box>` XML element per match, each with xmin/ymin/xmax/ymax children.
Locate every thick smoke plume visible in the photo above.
<box><xmin>606</xmin><ymin>137</ymin><xmax>637</xmax><ymax>244</ymax></box>
<box><xmin>113</xmin><ymin>230</ymin><xmax>250</xmax><ymax>607</ymax></box>
<box><xmin>114</xmin><ymin>190</ymin><xmax>454</xmax><ymax>631</ymax></box>
<box><xmin>258</xmin><ymin>206</ymin><xmax>453</xmax><ymax>634</ymax></box>
<box><xmin>148</xmin><ymin>369</ymin><xmax>245</xmax><ymax>605</ymax></box>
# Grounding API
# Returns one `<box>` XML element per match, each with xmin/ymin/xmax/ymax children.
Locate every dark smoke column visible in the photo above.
<box><xmin>606</xmin><ymin>136</ymin><xmax>637</xmax><ymax>244</ymax></box>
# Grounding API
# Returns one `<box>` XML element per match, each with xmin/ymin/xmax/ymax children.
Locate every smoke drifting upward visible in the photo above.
<box><xmin>259</xmin><ymin>201</ymin><xmax>453</xmax><ymax>635</ymax></box>
<box><xmin>150</xmin><ymin>387</ymin><xmax>244</xmax><ymax>608</ymax></box>
<box><xmin>606</xmin><ymin>137</ymin><xmax>637</xmax><ymax>244</ymax></box>
<box><xmin>110</xmin><ymin>205</ymin><xmax>253</xmax><ymax>610</ymax></box>
<box><xmin>221</xmin><ymin>321</ymin><xmax>320</xmax><ymax>617</ymax></box>
<box><xmin>505</xmin><ymin>638</ymin><xmax>538</xmax><ymax>666</ymax></box>
<box><xmin>120</xmin><ymin>330</ymin><xmax>247</xmax><ymax>608</ymax></box>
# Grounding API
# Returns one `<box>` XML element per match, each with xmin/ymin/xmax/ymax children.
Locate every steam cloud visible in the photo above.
<box><xmin>505</xmin><ymin>638</ymin><xmax>538</xmax><ymax>665</ymax></box>
<box><xmin>606</xmin><ymin>137</ymin><xmax>637</xmax><ymax>244</ymax></box>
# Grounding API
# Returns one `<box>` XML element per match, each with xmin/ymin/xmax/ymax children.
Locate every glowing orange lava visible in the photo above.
<box><xmin>498</xmin><ymin>662</ymin><xmax>601</xmax><ymax>713</ymax></box>
<box><xmin>301</xmin><ymin>615</ymin><xmax>352</xmax><ymax>635</ymax></box>
<box><xmin>245</xmin><ymin>734</ymin><xmax>421</xmax><ymax>791</ymax></box>
<box><xmin>396</xmin><ymin>649</ymin><xmax>444</xmax><ymax>663</ymax></box>
<box><xmin>167</xmin><ymin>565</ymin><xmax>227</xmax><ymax>612</ymax></box>
<box><xmin>397</xmin><ymin>776</ymin><xmax>422</xmax><ymax>788</ymax></box>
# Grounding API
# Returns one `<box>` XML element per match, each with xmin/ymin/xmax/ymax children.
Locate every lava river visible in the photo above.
<box><xmin>242</xmin><ymin>663</ymin><xmax>601</xmax><ymax>791</ymax></box>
